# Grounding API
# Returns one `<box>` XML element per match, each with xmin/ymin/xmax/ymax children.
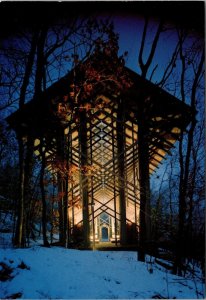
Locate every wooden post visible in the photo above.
<box><xmin>91</xmin><ymin>179</ymin><xmax>95</xmax><ymax>250</ymax></box>
<box><xmin>132</xmin><ymin>122</ymin><xmax>138</xmax><ymax>241</ymax></box>
<box><xmin>117</xmin><ymin>99</ymin><xmax>127</xmax><ymax>245</ymax></box>
<box><xmin>64</xmin><ymin>132</ymin><xmax>70</xmax><ymax>248</ymax></box>
<box><xmin>90</xmin><ymin>121</ymin><xmax>95</xmax><ymax>250</ymax></box>
<box><xmin>56</xmin><ymin>127</ymin><xmax>67</xmax><ymax>246</ymax></box>
<box><xmin>57</xmin><ymin>174</ymin><xmax>64</xmax><ymax>245</ymax></box>
<box><xmin>70</xmin><ymin>130</ymin><xmax>75</xmax><ymax>237</ymax></box>
<box><xmin>137</xmin><ymin>101</ymin><xmax>151</xmax><ymax>262</ymax></box>
<box><xmin>63</xmin><ymin>176</ymin><xmax>69</xmax><ymax>248</ymax></box>
<box><xmin>50</xmin><ymin>176</ymin><xmax>56</xmax><ymax>244</ymax></box>
<box><xmin>79</xmin><ymin>111</ymin><xmax>90</xmax><ymax>248</ymax></box>
<box><xmin>112</xmin><ymin>115</ymin><xmax>118</xmax><ymax>245</ymax></box>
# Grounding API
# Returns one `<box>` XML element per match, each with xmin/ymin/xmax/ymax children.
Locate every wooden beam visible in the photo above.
<box><xmin>79</xmin><ymin>111</ymin><xmax>90</xmax><ymax>248</ymax></box>
<box><xmin>117</xmin><ymin>98</ymin><xmax>127</xmax><ymax>245</ymax></box>
<box><xmin>137</xmin><ymin>100</ymin><xmax>151</xmax><ymax>262</ymax></box>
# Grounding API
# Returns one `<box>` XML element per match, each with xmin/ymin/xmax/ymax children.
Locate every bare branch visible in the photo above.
<box><xmin>156</xmin><ymin>40</ymin><xmax>180</xmax><ymax>87</ymax></box>
<box><xmin>138</xmin><ymin>16</ymin><xmax>148</xmax><ymax>76</ymax></box>
<box><xmin>139</xmin><ymin>18</ymin><xmax>164</xmax><ymax>79</ymax></box>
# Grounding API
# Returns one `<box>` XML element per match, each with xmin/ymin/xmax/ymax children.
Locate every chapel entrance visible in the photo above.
<box><xmin>101</xmin><ymin>226</ymin><xmax>109</xmax><ymax>242</ymax></box>
<box><xmin>99</xmin><ymin>212</ymin><xmax>110</xmax><ymax>242</ymax></box>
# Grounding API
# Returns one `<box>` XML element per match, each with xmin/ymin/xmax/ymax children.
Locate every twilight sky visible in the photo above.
<box><xmin>0</xmin><ymin>1</ymin><xmax>204</xmax><ymax>42</ymax></box>
<box><xmin>0</xmin><ymin>1</ymin><xmax>204</xmax><ymax>112</ymax></box>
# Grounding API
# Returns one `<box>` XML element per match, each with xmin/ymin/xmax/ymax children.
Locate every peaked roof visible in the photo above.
<box><xmin>7</xmin><ymin>63</ymin><xmax>194</xmax><ymax>137</ymax></box>
<box><xmin>6</xmin><ymin>60</ymin><xmax>196</xmax><ymax>183</ymax></box>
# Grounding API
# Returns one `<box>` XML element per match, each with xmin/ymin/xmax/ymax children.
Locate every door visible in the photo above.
<box><xmin>101</xmin><ymin>226</ymin><xmax>109</xmax><ymax>242</ymax></box>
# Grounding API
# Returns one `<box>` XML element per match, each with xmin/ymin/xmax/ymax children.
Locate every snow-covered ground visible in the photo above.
<box><xmin>0</xmin><ymin>245</ymin><xmax>205</xmax><ymax>299</ymax></box>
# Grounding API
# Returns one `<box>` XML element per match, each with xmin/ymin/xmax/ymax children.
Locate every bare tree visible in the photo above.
<box><xmin>137</xmin><ymin>17</ymin><xmax>164</xmax><ymax>261</ymax></box>
<box><xmin>13</xmin><ymin>31</ymin><xmax>39</xmax><ymax>247</ymax></box>
<box><xmin>173</xmin><ymin>29</ymin><xmax>204</xmax><ymax>275</ymax></box>
<box><xmin>3</xmin><ymin>16</ymin><xmax>127</xmax><ymax>248</ymax></box>
<box><xmin>136</xmin><ymin>16</ymin><xmax>204</xmax><ymax>266</ymax></box>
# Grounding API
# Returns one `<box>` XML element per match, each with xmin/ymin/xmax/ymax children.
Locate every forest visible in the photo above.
<box><xmin>0</xmin><ymin>0</ymin><xmax>204</xmax><ymax>285</ymax></box>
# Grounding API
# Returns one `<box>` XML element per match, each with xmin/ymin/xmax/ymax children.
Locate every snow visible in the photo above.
<box><xmin>0</xmin><ymin>245</ymin><xmax>205</xmax><ymax>299</ymax></box>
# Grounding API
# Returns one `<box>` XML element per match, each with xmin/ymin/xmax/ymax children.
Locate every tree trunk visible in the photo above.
<box><xmin>24</xmin><ymin>134</ymin><xmax>34</xmax><ymax>246</ymax></box>
<box><xmin>40</xmin><ymin>143</ymin><xmax>50</xmax><ymax>247</ymax></box>
<box><xmin>14</xmin><ymin>31</ymin><xmax>39</xmax><ymax>248</ymax></box>
<box><xmin>137</xmin><ymin>17</ymin><xmax>162</xmax><ymax>261</ymax></box>
<box><xmin>173</xmin><ymin>44</ymin><xmax>203</xmax><ymax>276</ymax></box>
<box><xmin>34</xmin><ymin>27</ymin><xmax>48</xmax><ymax>97</ymax></box>
<box><xmin>13</xmin><ymin>137</ymin><xmax>25</xmax><ymax>247</ymax></box>
<box><xmin>58</xmin><ymin>175</ymin><xmax>64</xmax><ymax>245</ymax></box>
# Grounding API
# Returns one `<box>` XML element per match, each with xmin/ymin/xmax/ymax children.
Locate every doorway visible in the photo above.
<box><xmin>101</xmin><ymin>226</ymin><xmax>109</xmax><ymax>242</ymax></box>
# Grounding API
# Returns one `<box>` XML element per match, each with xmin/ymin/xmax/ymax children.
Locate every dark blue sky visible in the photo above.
<box><xmin>0</xmin><ymin>1</ymin><xmax>204</xmax><ymax>114</ymax></box>
<box><xmin>0</xmin><ymin>1</ymin><xmax>204</xmax><ymax>42</ymax></box>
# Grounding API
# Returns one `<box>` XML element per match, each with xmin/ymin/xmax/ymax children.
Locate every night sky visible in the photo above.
<box><xmin>0</xmin><ymin>1</ymin><xmax>204</xmax><ymax>42</ymax></box>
